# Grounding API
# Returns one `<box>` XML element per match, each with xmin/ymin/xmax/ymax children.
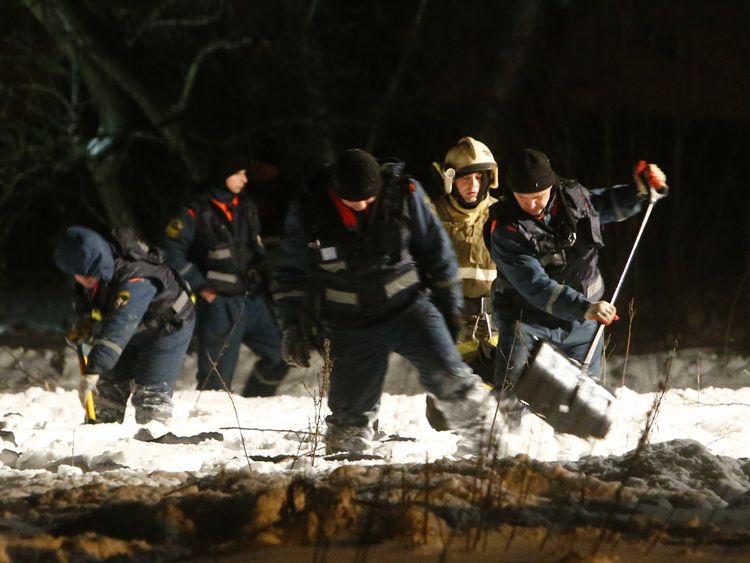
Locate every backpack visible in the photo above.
<box><xmin>110</xmin><ymin>227</ymin><xmax>166</xmax><ymax>265</ymax></box>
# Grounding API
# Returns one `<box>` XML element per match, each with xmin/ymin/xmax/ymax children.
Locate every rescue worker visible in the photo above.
<box><xmin>54</xmin><ymin>226</ymin><xmax>195</xmax><ymax>424</ymax></box>
<box><xmin>485</xmin><ymin>149</ymin><xmax>668</xmax><ymax>398</ymax></box>
<box><xmin>431</xmin><ymin>137</ymin><xmax>499</xmax><ymax>382</ymax></box>
<box><xmin>162</xmin><ymin>153</ymin><xmax>288</xmax><ymax>397</ymax></box>
<box><xmin>273</xmin><ymin>148</ymin><xmax>495</xmax><ymax>456</ymax></box>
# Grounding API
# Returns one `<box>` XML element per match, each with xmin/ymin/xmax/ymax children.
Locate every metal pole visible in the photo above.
<box><xmin>581</xmin><ymin>197</ymin><xmax>657</xmax><ymax>374</ymax></box>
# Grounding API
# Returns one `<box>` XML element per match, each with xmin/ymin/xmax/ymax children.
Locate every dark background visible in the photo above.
<box><xmin>1</xmin><ymin>0</ymin><xmax>749</xmax><ymax>353</ymax></box>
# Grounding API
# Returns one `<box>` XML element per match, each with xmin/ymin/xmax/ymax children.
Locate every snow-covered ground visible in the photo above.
<box><xmin>1</xmin><ymin>345</ymin><xmax>749</xmax><ymax>490</ymax></box>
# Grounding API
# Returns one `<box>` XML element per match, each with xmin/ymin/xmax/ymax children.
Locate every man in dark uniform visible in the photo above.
<box><xmin>273</xmin><ymin>149</ymin><xmax>495</xmax><ymax>455</ymax></box>
<box><xmin>486</xmin><ymin>149</ymin><xmax>668</xmax><ymax>397</ymax></box>
<box><xmin>162</xmin><ymin>154</ymin><xmax>288</xmax><ymax>397</ymax></box>
<box><xmin>55</xmin><ymin>226</ymin><xmax>195</xmax><ymax>424</ymax></box>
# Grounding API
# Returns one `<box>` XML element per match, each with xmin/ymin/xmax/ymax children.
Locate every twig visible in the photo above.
<box><xmin>169</xmin><ymin>37</ymin><xmax>256</xmax><ymax>119</ymax></box>
<box><xmin>696</xmin><ymin>356</ymin><xmax>701</xmax><ymax>405</ymax></box>
<box><xmin>620</xmin><ymin>298</ymin><xmax>637</xmax><ymax>390</ymax></box>
<box><xmin>589</xmin><ymin>340</ymin><xmax>677</xmax><ymax>557</ymax></box>
<box><xmin>310</xmin><ymin>339</ymin><xmax>331</xmax><ymax>466</ymax></box>
<box><xmin>219</xmin><ymin>426</ymin><xmax>311</xmax><ymax>435</ymax></box>
<box><xmin>723</xmin><ymin>263</ymin><xmax>750</xmax><ymax>356</ymax></box>
<box><xmin>0</xmin><ymin>347</ymin><xmax>53</xmax><ymax>389</ymax></box>
<box><xmin>208</xmin><ymin>354</ymin><xmax>253</xmax><ymax>473</ymax></box>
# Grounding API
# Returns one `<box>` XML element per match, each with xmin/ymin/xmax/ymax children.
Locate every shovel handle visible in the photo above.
<box><xmin>84</xmin><ymin>391</ymin><xmax>96</xmax><ymax>423</ymax></box>
<box><xmin>582</xmin><ymin>187</ymin><xmax>660</xmax><ymax>375</ymax></box>
<box><xmin>73</xmin><ymin>343</ymin><xmax>97</xmax><ymax>424</ymax></box>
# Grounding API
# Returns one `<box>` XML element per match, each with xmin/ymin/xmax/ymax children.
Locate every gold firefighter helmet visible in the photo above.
<box><xmin>432</xmin><ymin>137</ymin><xmax>499</xmax><ymax>195</ymax></box>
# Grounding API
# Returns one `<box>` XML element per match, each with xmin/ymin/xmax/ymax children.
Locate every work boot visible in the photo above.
<box><xmin>495</xmin><ymin>389</ymin><xmax>526</xmax><ymax>431</ymax></box>
<box><xmin>431</xmin><ymin>379</ymin><xmax>500</xmax><ymax>457</ymax></box>
<box><xmin>325</xmin><ymin>423</ymin><xmax>374</xmax><ymax>455</ymax></box>
<box><xmin>132</xmin><ymin>382</ymin><xmax>173</xmax><ymax>424</ymax></box>
<box><xmin>241</xmin><ymin>361</ymin><xmax>289</xmax><ymax>398</ymax></box>
<box><xmin>95</xmin><ymin>378</ymin><xmax>131</xmax><ymax>423</ymax></box>
<box><xmin>425</xmin><ymin>395</ymin><xmax>449</xmax><ymax>431</ymax></box>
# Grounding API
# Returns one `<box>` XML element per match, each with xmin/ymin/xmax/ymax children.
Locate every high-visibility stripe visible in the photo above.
<box><xmin>319</xmin><ymin>260</ymin><xmax>346</xmax><ymax>272</ymax></box>
<box><xmin>94</xmin><ymin>338</ymin><xmax>123</xmax><ymax>355</ymax></box>
<box><xmin>207</xmin><ymin>248</ymin><xmax>232</xmax><ymax>260</ymax></box>
<box><xmin>273</xmin><ymin>290</ymin><xmax>306</xmax><ymax>301</ymax></box>
<box><xmin>325</xmin><ymin>288</ymin><xmax>359</xmax><ymax>305</ymax></box>
<box><xmin>178</xmin><ymin>263</ymin><xmax>195</xmax><ymax>276</ymax></box>
<box><xmin>457</xmin><ymin>266</ymin><xmax>496</xmax><ymax>282</ymax></box>
<box><xmin>172</xmin><ymin>291</ymin><xmax>190</xmax><ymax>313</ymax></box>
<box><xmin>586</xmin><ymin>273</ymin><xmax>604</xmax><ymax>299</ymax></box>
<box><xmin>207</xmin><ymin>271</ymin><xmax>238</xmax><ymax>284</ymax></box>
<box><xmin>385</xmin><ymin>269</ymin><xmax>420</xmax><ymax>298</ymax></box>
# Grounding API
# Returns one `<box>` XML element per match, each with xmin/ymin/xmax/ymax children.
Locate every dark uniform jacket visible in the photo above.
<box><xmin>61</xmin><ymin>228</ymin><xmax>194</xmax><ymax>375</ymax></box>
<box><xmin>273</xmin><ymin>160</ymin><xmax>463</xmax><ymax>330</ymax></box>
<box><xmin>163</xmin><ymin>187</ymin><xmax>266</xmax><ymax>296</ymax></box>
<box><xmin>485</xmin><ymin>179</ymin><xmax>646</xmax><ymax>327</ymax></box>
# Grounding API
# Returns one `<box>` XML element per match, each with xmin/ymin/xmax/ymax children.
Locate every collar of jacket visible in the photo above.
<box><xmin>440</xmin><ymin>192</ymin><xmax>495</xmax><ymax>220</ymax></box>
<box><xmin>207</xmin><ymin>182</ymin><xmax>239</xmax><ymax>202</ymax></box>
<box><xmin>210</xmin><ymin>195</ymin><xmax>239</xmax><ymax>222</ymax></box>
<box><xmin>327</xmin><ymin>188</ymin><xmax>360</xmax><ymax>229</ymax></box>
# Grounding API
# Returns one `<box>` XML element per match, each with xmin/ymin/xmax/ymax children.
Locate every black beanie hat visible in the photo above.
<box><xmin>507</xmin><ymin>149</ymin><xmax>558</xmax><ymax>193</ymax></box>
<box><xmin>211</xmin><ymin>150</ymin><xmax>248</xmax><ymax>186</ymax></box>
<box><xmin>332</xmin><ymin>149</ymin><xmax>382</xmax><ymax>201</ymax></box>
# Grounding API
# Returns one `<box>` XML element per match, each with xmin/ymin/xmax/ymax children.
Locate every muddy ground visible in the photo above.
<box><xmin>1</xmin><ymin>439</ymin><xmax>749</xmax><ymax>562</ymax></box>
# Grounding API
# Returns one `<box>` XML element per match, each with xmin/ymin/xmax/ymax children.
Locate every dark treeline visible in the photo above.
<box><xmin>1</xmin><ymin>0</ymin><xmax>749</xmax><ymax>352</ymax></box>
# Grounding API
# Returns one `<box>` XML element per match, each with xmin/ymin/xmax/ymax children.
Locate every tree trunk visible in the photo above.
<box><xmin>22</xmin><ymin>0</ymin><xmax>201</xmax><ymax>180</ymax></box>
<box><xmin>22</xmin><ymin>0</ymin><xmax>136</xmax><ymax>227</ymax></box>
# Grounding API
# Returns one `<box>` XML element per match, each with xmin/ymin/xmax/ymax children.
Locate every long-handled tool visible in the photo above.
<box><xmin>67</xmin><ymin>340</ymin><xmax>97</xmax><ymax>424</ymax></box>
<box><xmin>514</xmin><ymin>163</ymin><xmax>668</xmax><ymax>439</ymax></box>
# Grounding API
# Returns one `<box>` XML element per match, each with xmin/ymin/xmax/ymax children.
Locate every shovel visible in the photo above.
<box><xmin>67</xmin><ymin>339</ymin><xmax>97</xmax><ymax>424</ymax></box>
<box><xmin>514</xmin><ymin>164</ymin><xmax>668</xmax><ymax>438</ymax></box>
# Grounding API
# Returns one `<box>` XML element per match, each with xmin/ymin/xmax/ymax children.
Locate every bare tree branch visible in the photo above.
<box><xmin>169</xmin><ymin>37</ymin><xmax>256</xmax><ymax>119</ymax></box>
<box><xmin>128</xmin><ymin>2</ymin><xmax>223</xmax><ymax>46</ymax></box>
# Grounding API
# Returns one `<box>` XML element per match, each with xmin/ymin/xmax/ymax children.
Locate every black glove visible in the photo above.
<box><xmin>243</xmin><ymin>267</ymin><xmax>270</xmax><ymax>294</ymax></box>
<box><xmin>281</xmin><ymin>325</ymin><xmax>311</xmax><ymax>368</ymax></box>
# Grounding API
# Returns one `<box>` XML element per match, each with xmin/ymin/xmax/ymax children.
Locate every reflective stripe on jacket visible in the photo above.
<box><xmin>432</xmin><ymin>193</ymin><xmax>496</xmax><ymax>299</ymax></box>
